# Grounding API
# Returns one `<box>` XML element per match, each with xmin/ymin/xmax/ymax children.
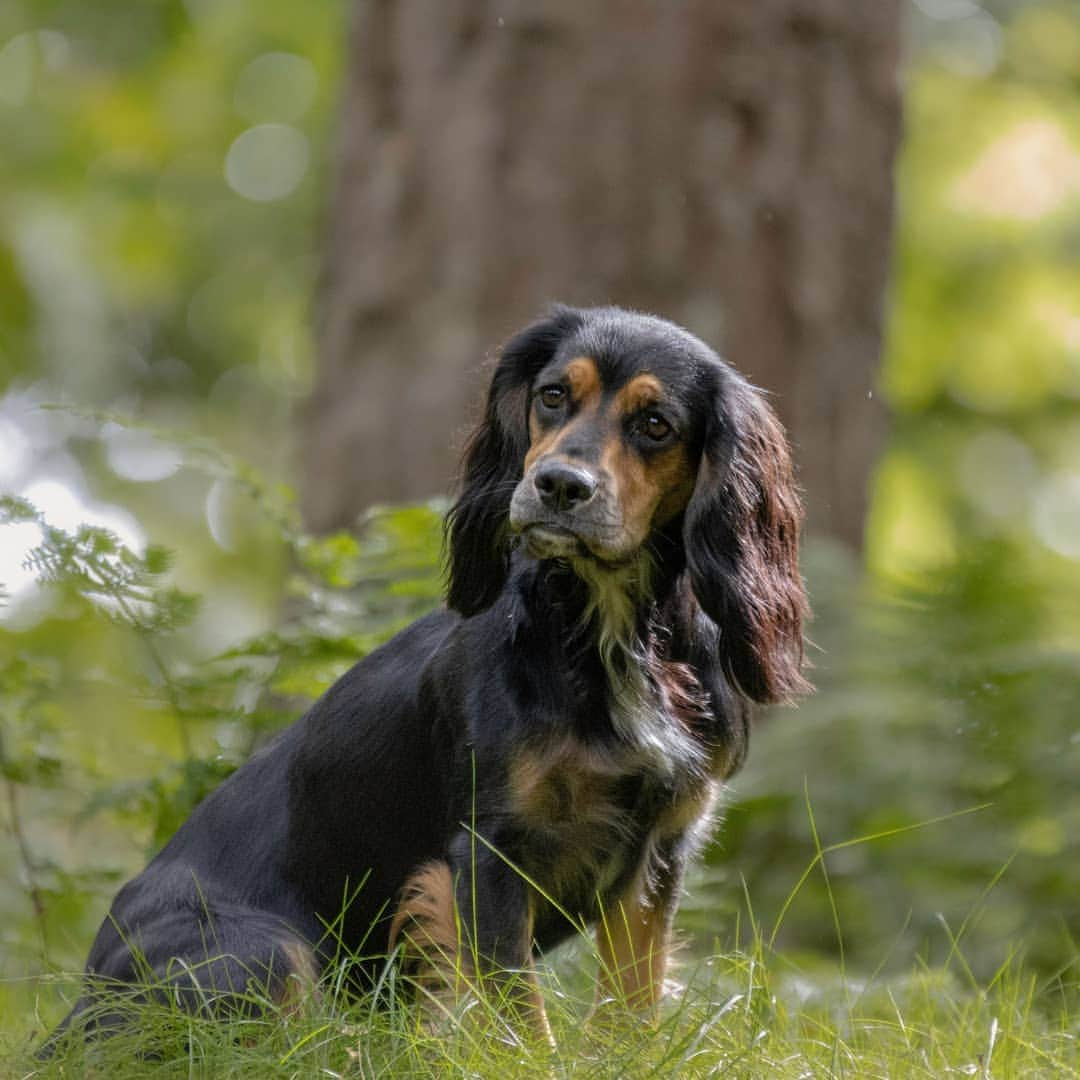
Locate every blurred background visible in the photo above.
<box><xmin>1</xmin><ymin>0</ymin><xmax>1079</xmax><ymax>1032</ymax></box>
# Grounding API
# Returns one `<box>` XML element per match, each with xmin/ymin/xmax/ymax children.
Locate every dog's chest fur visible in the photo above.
<box><xmin>506</xmin><ymin>707</ymin><xmax>713</xmax><ymax>910</ymax></box>
<box><xmin>492</xmin><ymin>562</ymin><xmax>721</xmax><ymax>913</ymax></box>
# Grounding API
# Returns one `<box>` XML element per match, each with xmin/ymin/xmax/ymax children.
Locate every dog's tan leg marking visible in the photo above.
<box><xmin>501</xmin><ymin>954</ymin><xmax>555</xmax><ymax>1049</ymax></box>
<box><xmin>391</xmin><ymin>862</ymin><xmax>553</xmax><ymax>1046</ymax></box>
<box><xmin>390</xmin><ymin>860</ymin><xmax>469</xmax><ymax>1000</ymax></box>
<box><xmin>272</xmin><ymin>939</ymin><xmax>320</xmax><ymax>1013</ymax></box>
<box><xmin>595</xmin><ymin>890</ymin><xmax>670</xmax><ymax>1014</ymax></box>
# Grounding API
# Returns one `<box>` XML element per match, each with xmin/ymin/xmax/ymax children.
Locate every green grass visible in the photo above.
<box><xmin>4</xmin><ymin>936</ymin><xmax>1077</xmax><ymax>1079</ymax></box>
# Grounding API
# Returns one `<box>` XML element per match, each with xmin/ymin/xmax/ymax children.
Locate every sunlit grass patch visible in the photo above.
<box><xmin>5</xmin><ymin>937</ymin><xmax>1077</xmax><ymax>1079</ymax></box>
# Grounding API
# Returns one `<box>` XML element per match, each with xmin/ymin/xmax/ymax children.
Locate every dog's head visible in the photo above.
<box><xmin>446</xmin><ymin>305</ymin><xmax>809</xmax><ymax>703</ymax></box>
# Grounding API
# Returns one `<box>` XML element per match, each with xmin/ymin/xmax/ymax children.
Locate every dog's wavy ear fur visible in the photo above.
<box><xmin>684</xmin><ymin>377</ymin><xmax>810</xmax><ymax>704</ymax></box>
<box><xmin>445</xmin><ymin>306</ymin><xmax>585</xmax><ymax>616</ymax></box>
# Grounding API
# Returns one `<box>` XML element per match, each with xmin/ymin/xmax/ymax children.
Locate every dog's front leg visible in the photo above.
<box><xmin>594</xmin><ymin>835</ymin><xmax>688</xmax><ymax>1019</ymax></box>
<box><xmin>447</xmin><ymin>831</ymin><xmax>554</xmax><ymax>1048</ymax></box>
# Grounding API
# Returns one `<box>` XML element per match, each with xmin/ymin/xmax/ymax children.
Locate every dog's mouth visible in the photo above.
<box><xmin>516</xmin><ymin>523</ymin><xmax>636</xmax><ymax>569</ymax></box>
<box><xmin>518</xmin><ymin>523</ymin><xmax>590</xmax><ymax>561</ymax></box>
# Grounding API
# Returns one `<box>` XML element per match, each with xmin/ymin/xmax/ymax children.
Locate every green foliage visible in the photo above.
<box><xmin>2</xmin><ymin>931</ymin><xmax>1076</xmax><ymax>1076</ymax></box>
<box><xmin>0</xmin><ymin>451</ymin><xmax>443</xmax><ymax>1026</ymax></box>
<box><xmin>2</xmin><ymin>0</ymin><xmax>1080</xmax><ymax>1061</ymax></box>
<box><xmin>0</xmin><ymin>0</ymin><xmax>342</xmax><ymax>409</ymax></box>
<box><xmin>874</xmin><ymin>0</ymin><xmax>1080</xmax><ymax>582</ymax></box>
<box><xmin>689</xmin><ymin>539</ymin><xmax>1080</xmax><ymax>982</ymax></box>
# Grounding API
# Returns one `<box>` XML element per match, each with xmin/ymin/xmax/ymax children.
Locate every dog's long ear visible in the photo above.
<box><xmin>445</xmin><ymin>306</ymin><xmax>584</xmax><ymax>616</ymax></box>
<box><xmin>684</xmin><ymin>376</ymin><xmax>810</xmax><ymax>703</ymax></box>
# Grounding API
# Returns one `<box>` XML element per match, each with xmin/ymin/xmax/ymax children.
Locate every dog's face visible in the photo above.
<box><xmin>508</xmin><ymin>349</ymin><xmax>699</xmax><ymax>566</ymax></box>
<box><xmin>447</xmin><ymin>305</ymin><xmax>809</xmax><ymax>704</ymax></box>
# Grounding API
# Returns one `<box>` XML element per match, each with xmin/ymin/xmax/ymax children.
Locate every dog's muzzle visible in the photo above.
<box><xmin>509</xmin><ymin>464</ymin><xmax>630</xmax><ymax>563</ymax></box>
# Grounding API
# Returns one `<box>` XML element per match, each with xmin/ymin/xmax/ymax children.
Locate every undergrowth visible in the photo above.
<box><xmin>3</xmin><ymin>934</ymin><xmax>1077</xmax><ymax>1078</ymax></box>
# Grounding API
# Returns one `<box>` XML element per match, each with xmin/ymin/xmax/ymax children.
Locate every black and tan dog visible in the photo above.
<box><xmin>47</xmin><ymin>305</ymin><xmax>808</xmax><ymax>1047</ymax></box>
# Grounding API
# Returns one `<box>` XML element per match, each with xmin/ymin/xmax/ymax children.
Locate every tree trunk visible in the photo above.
<box><xmin>304</xmin><ymin>0</ymin><xmax>902</xmax><ymax>550</ymax></box>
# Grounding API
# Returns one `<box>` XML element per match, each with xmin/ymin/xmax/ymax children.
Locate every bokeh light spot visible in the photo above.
<box><xmin>21</xmin><ymin>480</ymin><xmax>146</xmax><ymax>552</ymax></box>
<box><xmin>103</xmin><ymin>423</ymin><xmax>183</xmax><ymax>483</ymax></box>
<box><xmin>957</xmin><ymin>429</ymin><xmax>1039</xmax><ymax>522</ymax></box>
<box><xmin>1032</xmin><ymin>472</ymin><xmax>1080</xmax><ymax>559</ymax></box>
<box><xmin>1</xmin><ymin>480</ymin><xmax>147</xmax><ymax>611</ymax></box>
<box><xmin>224</xmin><ymin>124</ymin><xmax>309</xmax><ymax>203</ymax></box>
<box><xmin>0</xmin><ymin>520</ymin><xmax>43</xmax><ymax>600</ymax></box>
<box><xmin>951</xmin><ymin>119</ymin><xmax>1080</xmax><ymax>221</ymax></box>
<box><xmin>205</xmin><ymin>478</ymin><xmax>234</xmax><ymax>552</ymax></box>
<box><xmin>0</xmin><ymin>417</ymin><xmax>31</xmax><ymax>488</ymax></box>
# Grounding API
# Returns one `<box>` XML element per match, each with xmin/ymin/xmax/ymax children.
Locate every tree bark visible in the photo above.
<box><xmin>304</xmin><ymin>0</ymin><xmax>902</xmax><ymax>550</ymax></box>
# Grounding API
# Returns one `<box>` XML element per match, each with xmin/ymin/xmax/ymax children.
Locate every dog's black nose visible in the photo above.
<box><xmin>534</xmin><ymin>463</ymin><xmax>597</xmax><ymax>512</ymax></box>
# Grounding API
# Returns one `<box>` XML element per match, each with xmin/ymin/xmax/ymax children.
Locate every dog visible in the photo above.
<box><xmin>45</xmin><ymin>304</ymin><xmax>808</xmax><ymax>1049</ymax></box>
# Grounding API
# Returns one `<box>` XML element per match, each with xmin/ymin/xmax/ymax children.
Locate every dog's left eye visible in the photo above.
<box><xmin>634</xmin><ymin>412</ymin><xmax>673</xmax><ymax>441</ymax></box>
<box><xmin>538</xmin><ymin>385</ymin><xmax>566</xmax><ymax>410</ymax></box>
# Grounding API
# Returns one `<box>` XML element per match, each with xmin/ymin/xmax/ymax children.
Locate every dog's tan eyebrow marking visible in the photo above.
<box><xmin>564</xmin><ymin>357</ymin><xmax>602</xmax><ymax>406</ymax></box>
<box><xmin>613</xmin><ymin>374</ymin><xmax>664</xmax><ymax>417</ymax></box>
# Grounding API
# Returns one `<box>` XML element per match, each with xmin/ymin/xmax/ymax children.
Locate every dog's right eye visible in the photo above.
<box><xmin>538</xmin><ymin>385</ymin><xmax>566</xmax><ymax>410</ymax></box>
